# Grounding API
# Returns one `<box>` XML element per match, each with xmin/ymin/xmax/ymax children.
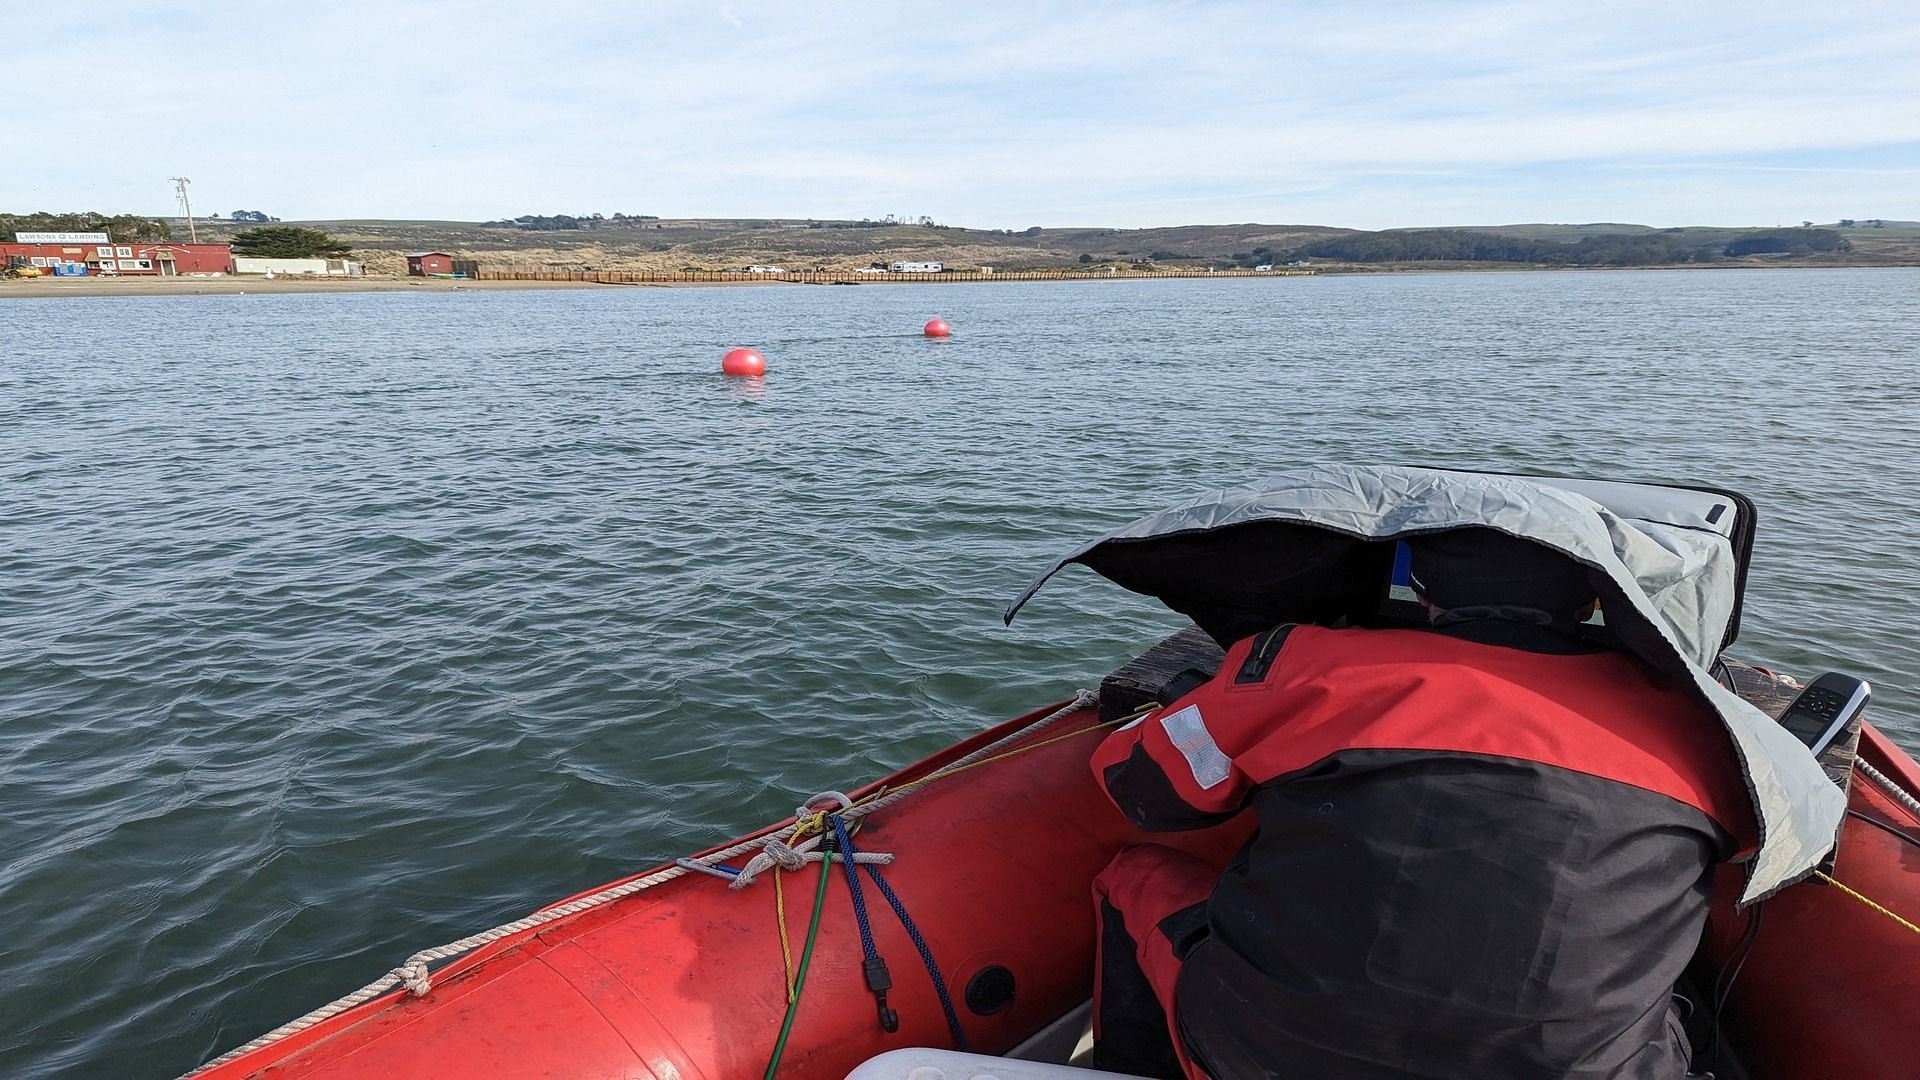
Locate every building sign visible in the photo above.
<box><xmin>16</xmin><ymin>231</ymin><xmax>112</xmax><ymax>244</ymax></box>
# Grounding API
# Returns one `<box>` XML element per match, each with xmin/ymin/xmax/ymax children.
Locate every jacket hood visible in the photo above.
<box><xmin>1006</xmin><ymin>463</ymin><xmax>1842</xmax><ymax>904</ymax></box>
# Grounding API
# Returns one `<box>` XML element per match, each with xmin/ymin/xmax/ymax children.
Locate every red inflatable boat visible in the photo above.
<box><xmin>187</xmin><ymin>640</ymin><xmax>1919</xmax><ymax>1080</ymax></box>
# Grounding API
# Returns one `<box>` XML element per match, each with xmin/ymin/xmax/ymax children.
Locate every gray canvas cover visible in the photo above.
<box><xmin>1007</xmin><ymin>464</ymin><xmax>1843</xmax><ymax>904</ymax></box>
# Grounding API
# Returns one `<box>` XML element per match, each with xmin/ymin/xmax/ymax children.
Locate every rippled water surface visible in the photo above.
<box><xmin>4</xmin><ymin>269</ymin><xmax>1917</xmax><ymax>1077</ymax></box>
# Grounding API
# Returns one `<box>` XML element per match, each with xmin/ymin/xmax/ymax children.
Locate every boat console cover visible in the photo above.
<box><xmin>1005</xmin><ymin>463</ymin><xmax>1842</xmax><ymax>904</ymax></box>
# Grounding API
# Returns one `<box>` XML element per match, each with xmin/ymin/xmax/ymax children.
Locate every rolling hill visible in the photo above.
<box><xmin>163</xmin><ymin>216</ymin><xmax>1920</xmax><ymax>275</ymax></box>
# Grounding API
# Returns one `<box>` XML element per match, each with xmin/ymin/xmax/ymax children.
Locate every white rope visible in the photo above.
<box><xmin>186</xmin><ymin>689</ymin><xmax>1098</xmax><ymax>1076</ymax></box>
<box><xmin>729</xmin><ymin>789</ymin><xmax>897</xmax><ymax>887</ymax></box>
<box><xmin>730</xmin><ymin>836</ymin><xmax>895</xmax><ymax>887</ymax></box>
<box><xmin>1858</xmin><ymin>758</ymin><xmax>1920</xmax><ymax>819</ymax></box>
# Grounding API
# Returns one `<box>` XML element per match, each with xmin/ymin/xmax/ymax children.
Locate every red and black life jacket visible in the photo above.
<box><xmin>1093</xmin><ymin>622</ymin><xmax>1756</xmax><ymax>1080</ymax></box>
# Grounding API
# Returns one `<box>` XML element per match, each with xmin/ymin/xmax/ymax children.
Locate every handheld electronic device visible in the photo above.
<box><xmin>1775</xmin><ymin>672</ymin><xmax>1871</xmax><ymax>757</ymax></box>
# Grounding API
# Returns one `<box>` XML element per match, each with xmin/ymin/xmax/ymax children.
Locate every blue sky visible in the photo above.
<box><xmin>6</xmin><ymin>1</ymin><xmax>1916</xmax><ymax>229</ymax></box>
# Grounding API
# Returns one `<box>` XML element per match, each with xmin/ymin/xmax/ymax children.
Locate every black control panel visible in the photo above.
<box><xmin>1776</xmin><ymin>672</ymin><xmax>1871</xmax><ymax>757</ymax></box>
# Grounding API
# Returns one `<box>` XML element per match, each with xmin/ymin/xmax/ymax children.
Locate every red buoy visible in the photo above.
<box><xmin>720</xmin><ymin>348</ymin><xmax>766</xmax><ymax>376</ymax></box>
<box><xmin>923</xmin><ymin>319</ymin><xmax>951</xmax><ymax>338</ymax></box>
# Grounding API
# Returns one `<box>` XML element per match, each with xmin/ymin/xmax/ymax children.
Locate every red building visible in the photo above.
<box><xmin>1</xmin><ymin>239</ymin><xmax>232</xmax><ymax>276</ymax></box>
<box><xmin>406</xmin><ymin>251</ymin><xmax>455</xmax><ymax>276</ymax></box>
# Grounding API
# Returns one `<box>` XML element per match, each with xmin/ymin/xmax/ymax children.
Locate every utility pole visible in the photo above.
<box><xmin>170</xmin><ymin>177</ymin><xmax>198</xmax><ymax>243</ymax></box>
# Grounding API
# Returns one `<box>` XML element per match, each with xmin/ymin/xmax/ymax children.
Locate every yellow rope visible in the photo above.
<box><xmin>1814</xmin><ymin>870</ymin><xmax>1920</xmax><ymax>936</ymax></box>
<box><xmin>774</xmin><ymin>867</ymin><xmax>796</xmax><ymax>1002</ymax></box>
<box><xmin>876</xmin><ymin>712</ymin><xmax>1138</xmax><ymax>795</ymax></box>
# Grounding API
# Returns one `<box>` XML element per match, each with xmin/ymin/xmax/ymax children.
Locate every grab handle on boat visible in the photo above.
<box><xmin>675</xmin><ymin>857</ymin><xmax>742</xmax><ymax>881</ymax></box>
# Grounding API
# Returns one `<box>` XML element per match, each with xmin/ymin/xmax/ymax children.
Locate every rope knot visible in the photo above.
<box><xmin>763</xmin><ymin>840</ymin><xmax>809</xmax><ymax>872</ymax></box>
<box><xmin>394</xmin><ymin>960</ymin><xmax>433</xmax><ymax>997</ymax></box>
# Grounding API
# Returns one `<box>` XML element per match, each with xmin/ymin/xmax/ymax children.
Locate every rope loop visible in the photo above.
<box><xmin>798</xmin><ymin>791</ymin><xmax>854</xmax><ymax>818</ymax></box>
<box><xmin>788</xmin><ymin>791</ymin><xmax>854</xmax><ymax>843</ymax></box>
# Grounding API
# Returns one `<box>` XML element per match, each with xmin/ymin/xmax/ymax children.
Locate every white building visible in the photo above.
<box><xmin>746</xmin><ymin>265</ymin><xmax>786</xmax><ymax>273</ymax></box>
<box><xmin>234</xmin><ymin>257</ymin><xmax>362</xmax><ymax>277</ymax></box>
<box><xmin>889</xmin><ymin>261</ymin><xmax>943</xmax><ymax>273</ymax></box>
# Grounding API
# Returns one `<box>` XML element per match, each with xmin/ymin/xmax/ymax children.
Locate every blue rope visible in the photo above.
<box><xmin>829</xmin><ymin>814</ymin><xmax>970</xmax><ymax>1052</ymax></box>
<box><xmin>835</xmin><ymin>825</ymin><xmax>881</xmax><ymax>963</ymax></box>
<box><xmin>831</xmin><ymin>815</ymin><xmax>897</xmax><ymax>1033</ymax></box>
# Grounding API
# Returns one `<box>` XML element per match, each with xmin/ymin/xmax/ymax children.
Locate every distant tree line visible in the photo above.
<box><xmin>490</xmin><ymin>214</ymin><xmax>592</xmax><ymax>230</ymax></box>
<box><xmin>804</xmin><ymin>214</ymin><xmax>952</xmax><ymax>230</ymax></box>
<box><xmin>1222</xmin><ymin>246</ymin><xmax>1280</xmax><ymax>267</ymax></box>
<box><xmin>229</xmin><ymin>210</ymin><xmax>278</xmax><ymax>223</ymax></box>
<box><xmin>1721</xmin><ymin>231</ymin><xmax>1851</xmax><ymax>257</ymax></box>
<box><xmin>1286</xmin><ymin>228</ymin><xmax>1851</xmax><ymax>266</ymax></box>
<box><xmin>482</xmin><ymin>213</ymin><xmax>662</xmax><ymax>230</ymax></box>
<box><xmin>1</xmin><ymin>210</ymin><xmax>172</xmax><ymax>242</ymax></box>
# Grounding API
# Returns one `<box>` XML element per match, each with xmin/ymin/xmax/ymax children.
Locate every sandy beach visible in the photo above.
<box><xmin>0</xmin><ymin>275</ymin><xmax>610</xmax><ymax>299</ymax></box>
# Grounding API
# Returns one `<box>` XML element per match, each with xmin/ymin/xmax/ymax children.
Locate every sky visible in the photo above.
<box><xmin>5</xmin><ymin>1</ymin><xmax>1917</xmax><ymax>230</ymax></box>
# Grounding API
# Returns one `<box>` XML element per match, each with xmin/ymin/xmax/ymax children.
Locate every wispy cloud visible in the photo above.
<box><xmin>5</xmin><ymin>1</ymin><xmax>1915</xmax><ymax>228</ymax></box>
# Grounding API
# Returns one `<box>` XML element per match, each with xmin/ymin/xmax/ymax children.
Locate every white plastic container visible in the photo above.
<box><xmin>845</xmin><ymin>1048</ymin><xmax>1143</xmax><ymax>1080</ymax></box>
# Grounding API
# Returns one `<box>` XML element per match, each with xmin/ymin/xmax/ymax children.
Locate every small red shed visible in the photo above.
<box><xmin>406</xmin><ymin>251</ymin><xmax>456</xmax><ymax>276</ymax></box>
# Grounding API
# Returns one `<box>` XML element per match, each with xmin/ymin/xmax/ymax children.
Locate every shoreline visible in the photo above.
<box><xmin>0</xmin><ymin>276</ymin><xmax>608</xmax><ymax>299</ymax></box>
<box><xmin>2</xmin><ymin>261</ymin><xmax>1911</xmax><ymax>299</ymax></box>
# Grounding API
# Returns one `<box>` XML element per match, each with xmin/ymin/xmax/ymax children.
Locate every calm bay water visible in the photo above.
<box><xmin>3</xmin><ymin>268</ymin><xmax>1917</xmax><ymax>1077</ymax></box>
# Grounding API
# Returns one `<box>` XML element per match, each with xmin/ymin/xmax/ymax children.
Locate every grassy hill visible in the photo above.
<box><xmin>1466</xmin><ymin>221</ymin><xmax>1920</xmax><ymax>261</ymax></box>
<box><xmin>167</xmin><ymin>216</ymin><xmax>1920</xmax><ymax>274</ymax></box>
<box><xmin>177</xmin><ymin>217</ymin><xmax>1358</xmax><ymax>274</ymax></box>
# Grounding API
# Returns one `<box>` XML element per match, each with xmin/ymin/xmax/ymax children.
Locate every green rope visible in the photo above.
<box><xmin>764</xmin><ymin>852</ymin><xmax>834</xmax><ymax>1079</ymax></box>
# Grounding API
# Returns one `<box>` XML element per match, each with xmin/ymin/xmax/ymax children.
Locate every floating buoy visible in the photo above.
<box><xmin>721</xmin><ymin>348</ymin><xmax>766</xmax><ymax>377</ymax></box>
<box><xmin>923</xmin><ymin>319</ymin><xmax>951</xmax><ymax>338</ymax></box>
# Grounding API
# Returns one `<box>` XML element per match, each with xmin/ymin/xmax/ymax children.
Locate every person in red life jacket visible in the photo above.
<box><xmin>1086</xmin><ymin>528</ymin><xmax>1757</xmax><ymax>1080</ymax></box>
